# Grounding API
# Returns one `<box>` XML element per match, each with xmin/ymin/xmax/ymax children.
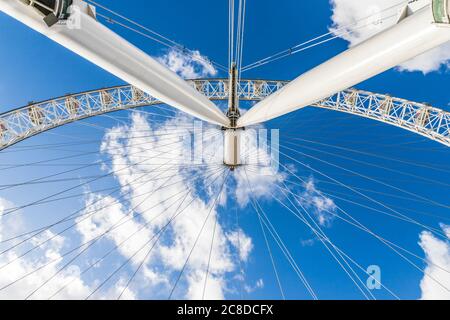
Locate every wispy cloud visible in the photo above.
<box><xmin>298</xmin><ymin>177</ymin><xmax>337</xmax><ymax>227</ymax></box>
<box><xmin>233</xmin><ymin>127</ymin><xmax>286</xmax><ymax>207</ymax></box>
<box><xmin>227</xmin><ymin>229</ymin><xmax>254</xmax><ymax>262</ymax></box>
<box><xmin>300</xmin><ymin>238</ymin><xmax>317</xmax><ymax>247</ymax></box>
<box><xmin>0</xmin><ymin>198</ymin><xmax>93</xmax><ymax>299</ymax></box>
<box><xmin>419</xmin><ymin>223</ymin><xmax>450</xmax><ymax>300</ymax></box>
<box><xmin>83</xmin><ymin>112</ymin><xmax>261</xmax><ymax>299</ymax></box>
<box><xmin>157</xmin><ymin>48</ymin><xmax>218</xmax><ymax>79</ymax></box>
<box><xmin>0</xmin><ymin>110</ymin><xmax>282</xmax><ymax>299</ymax></box>
<box><xmin>244</xmin><ymin>278</ymin><xmax>264</xmax><ymax>294</ymax></box>
<box><xmin>90</xmin><ymin>113</ymin><xmax>233</xmax><ymax>299</ymax></box>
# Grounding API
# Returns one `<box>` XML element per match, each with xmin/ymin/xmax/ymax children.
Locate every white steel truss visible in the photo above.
<box><xmin>0</xmin><ymin>79</ymin><xmax>449</xmax><ymax>150</ymax></box>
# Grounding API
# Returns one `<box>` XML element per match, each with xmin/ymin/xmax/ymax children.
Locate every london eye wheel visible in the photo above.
<box><xmin>0</xmin><ymin>0</ymin><xmax>449</xmax><ymax>300</ymax></box>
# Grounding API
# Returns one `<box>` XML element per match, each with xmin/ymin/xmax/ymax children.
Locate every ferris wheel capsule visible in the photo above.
<box><xmin>23</xmin><ymin>0</ymin><xmax>74</xmax><ymax>26</ymax></box>
<box><xmin>0</xmin><ymin>120</ymin><xmax>7</xmax><ymax>141</ymax></box>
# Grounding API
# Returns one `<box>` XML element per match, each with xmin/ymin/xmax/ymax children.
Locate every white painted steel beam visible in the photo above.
<box><xmin>238</xmin><ymin>1</ymin><xmax>450</xmax><ymax>127</ymax></box>
<box><xmin>0</xmin><ymin>0</ymin><xmax>229</xmax><ymax>126</ymax></box>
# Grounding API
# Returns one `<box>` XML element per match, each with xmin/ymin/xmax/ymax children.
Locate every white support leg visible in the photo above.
<box><xmin>238</xmin><ymin>1</ymin><xmax>450</xmax><ymax>127</ymax></box>
<box><xmin>0</xmin><ymin>0</ymin><xmax>229</xmax><ymax>126</ymax></box>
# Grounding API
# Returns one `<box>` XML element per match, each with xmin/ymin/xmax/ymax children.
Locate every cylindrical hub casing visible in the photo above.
<box><xmin>223</xmin><ymin>129</ymin><xmax>241</xmax><ymax>166</ymax></box>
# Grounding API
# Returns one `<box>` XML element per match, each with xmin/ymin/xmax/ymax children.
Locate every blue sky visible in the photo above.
<box><xmin>0</xmin><ymin>0</ymin><xmax>449</xmax><ymax>300</ymax></box>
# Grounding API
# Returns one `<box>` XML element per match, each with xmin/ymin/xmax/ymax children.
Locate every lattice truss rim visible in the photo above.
<box><xmin>0</xmin><ymin>78</ymin><xmax>449</xmax><ymax>150</ymax></box>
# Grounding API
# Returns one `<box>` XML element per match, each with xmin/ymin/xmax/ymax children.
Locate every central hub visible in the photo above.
<box><xmin>223</xmin><ymin>63</ymin><xmax>242</xmax><ymax>170</ymax></box>
<box><xmin>223</xmin><ymin>128</ymin><xmax>242</xmax><ymax>168</ymax></box>
<box><xmin>226</xmin><ymin>63</ymin><xmax>241</xmax><ymax>129</ymax></box>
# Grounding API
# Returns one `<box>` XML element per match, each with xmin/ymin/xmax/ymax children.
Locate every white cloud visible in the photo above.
<box><xmin>157</xmin><ymin>48</ymin><xmax>218</xmax><ymax>79</ymax></box>
<box><xmin>300</xmin><ymin>238</ymin><xmax>316</xmax><ymax>247</ymax></box>
<box><xmin>75</xmin><ymin>193</ymin><xmax>156</xmax><ymax>268</ymax></box>
<box><xmin>0</xmin><ymin>198</ymin><xmax>8</xmax><ymax>242</ymax></box>
<box><xmin>298</xmin><ymin>178</ymin><xmax>337</xmax><ymax>227</ymax></box>
<box><xmin>227</xmin><ymin>229</ymin><xmax>254</xmax><ymax>262</ymax></box>
<box><xmin>0</xmin><ymin>198</ymin><xmax>25</xmax><ymax>243</ymax></box>
<box><xmin>256</xmin><ymin>278</ymin><xmax>264</xmax><ymax>288</ymax></box>
<box><xmin>441</xmin><ymin>224</ymin><xmax>450</xmax><ymax>239</ymax></box>
<box><xmin>0</xmin><ymin>112</ymin><xmax>282</xmax><ymax>300</ymax></box>
<box><xmin>185</xmin><ymin>271</ymin><xmax>226</xmax><ymax>300</ymax></box>
<box><xmin>419</xmin><ymin>224</ymin><xmax>450</xmax><ymax>300</ymax></box>
<box><xmin>234</xmin><ymin>168</ymin><xmax>283</xmax><ymax>207</ymax></box>
<box><xmin>78</xmin><ymin>112</ymin><xmax>262</xmax><ymax>299</ymax></box>
<box><xmin>234</xmin><ymin>128</ymin><xmax>286</xmax><ymax>207</ymax></box>
<box><xmin>109</xmin><ymin>278</ymin><xmax>138</xmax><ymax>300</ymax></box>
<box><xmin>0</xmin><ymin>199</ymin><xmax>93</xmax><ymax>299</ymax></box>
<box><xmin>329</xmin><ymin>0</ymin><xmax>450</xmax><ymax>74</ymax></box>
<box><xmin>244</xmin><ymin>278</ymin><xmax>264</xmax><ymax>293</ymax></box>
